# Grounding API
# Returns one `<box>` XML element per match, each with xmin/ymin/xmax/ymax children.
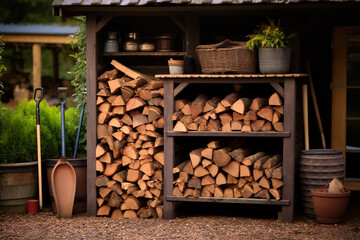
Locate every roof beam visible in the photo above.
<box><xmin>1</xmin><ymin>34</ymin><xmax>74</xmax><ymax>44</ymax></box>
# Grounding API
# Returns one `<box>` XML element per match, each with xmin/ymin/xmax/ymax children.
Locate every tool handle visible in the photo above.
<box><xmin>57</xmin><ymin>87</ymin><xmax>68</xmax><ymax>157</ymax></box>
<box><xmin>33</xmin><ymin>87</ymin><xmax>44</xmax><ymax>125</ymax></box>
<box><xmin>73</xmin><ymin>102</ymin><xmax>86</xmax><ymax>159</ymax></box>
<box><xmin>57</xmin><ymin>87</ymin><xmax>68</xmax><ymax>104</ymax></box>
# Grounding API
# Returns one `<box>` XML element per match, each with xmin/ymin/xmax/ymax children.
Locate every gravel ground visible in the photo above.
<box><xmin>1</xmin><ymin>202</ymin><xmax>359</xmax><ymax>240</ymax></box>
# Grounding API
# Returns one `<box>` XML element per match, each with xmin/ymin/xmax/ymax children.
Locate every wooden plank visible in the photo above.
<box><xmin>96</xmin><ymin>16</ymin><xmax>113</xmax><ymax>33</ymax></box>
<box><xmin>281</xmin><ymin>78</ymin><xmax>296</xmax><ymax>223</ymax></box>
<box><xmin>166</xmin><ymin>196</ymin><xmax>289</xmax><ymax>205</ymax></box>
<box><xmin>167</xmin><ymin>131</ymin><xmax>291</xmax><ymax>138</ymax></box>
<box><xmin>86</xmin><ymin>16</ymin><xmax>97</xmax><ymax>217</ymax></box>
<box><xmin>155</xmin><ymin>74</ymin><xmax>308</xmax><ymax>79</ymax></box>
<box><xmin>103</xmin><ymin>52</ymin><xmax>184</xmax><ymax>56</ymax></box>
<box><xmin>331</xmin><ymin>27</ymin><xmax>347</xmax><ymax>165</ymax></box>
<box><xmin>32</xmin><ymin>44</ymin><xmax>41</xmax><ymax>90</ymax></box>
<box><xmin>270</xmin><ymin>82</ymin><xmax>284</xmax><ymax>98</ymax></box>
<box><xmin>174</xmin><ymin>83</ymin><xmax>189</xmax><ymax>97</ymax></box>
<box><xmin>1</xmin><ymin>34</ymin><xmax>73</xmax><ymax>44</ymax></box>
<box><xmin>164</xmin><ymin>80</ymin><xmax>175</xmax><ymax>219</ymax></box>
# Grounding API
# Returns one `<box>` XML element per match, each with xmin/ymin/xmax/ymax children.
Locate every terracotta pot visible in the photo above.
<box><xmin>311</xmin><ymin>189</ymin><xmax>351</xmax><ymax>224</ymax></box>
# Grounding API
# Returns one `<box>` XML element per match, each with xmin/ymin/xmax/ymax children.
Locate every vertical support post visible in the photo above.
<box><xmin>52</xmin><ymin>48</ymin><xmax>59</xmax><ymax>83</ymax></box>
<box><xmin>164</xmin><ymin>79</ymin><xmax>175</xmax><ymax>219</ymax></box>
<box><xmin>282</xmin><ymin>78</ymin><xmax>296</xmax><ymax>223</ymax></box>
<box><xmin>86</xmin><ymin>16</ymin><xmax>98</xmax><ymax>216</ymax></box>
<box><xmin>185</xmin><ymin>15</ymin><xmax>200</xmax><ymax>73</ymax></box>
<box><xmin>32</xmin><ymin>44</ymin><xmax>41</xmax><ymax>90</ymax></box>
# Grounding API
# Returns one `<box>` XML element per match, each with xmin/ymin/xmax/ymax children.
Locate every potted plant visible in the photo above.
<box><xmin>0</xmin><ymin>100</ymin><xmax>86</xmax><ymax>213</ymax></box>
<box><xmin>311</xmin><ymin>178</ymin><xmax>351</xmax><ymax>224</ymax></box>
<box><xmin>246</xmin><ymin>18</ymin><xmax>295</xmax><ymax>74</ymax></box>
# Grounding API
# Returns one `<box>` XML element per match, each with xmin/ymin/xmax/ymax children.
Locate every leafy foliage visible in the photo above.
<box><xmin>0</xmin><ymin>0</ymin><xmax>77</xmax><ymax>24</ymax></box>
<box><xmin>0</xmin><ymin>100</ymin><xmax>86</xmax><ymax>164</ymax></box>
<box><xmin>246</xmin><ymin>18</ymin><xmax>295</xmax><ymax>51</ymax></box>
<box><xmin>67</xmin><ymin>16</ymin><xmax>87</xmax><ymax>108</ymax></box>
<box><xmin>0</xmin><ymin>40</ymin><xmax>7</xmax><ymax>115</ymax></box>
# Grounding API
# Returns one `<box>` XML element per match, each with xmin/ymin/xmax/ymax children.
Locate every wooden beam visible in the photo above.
<box><xmin>1</xmin><ymin>34</ymin><xmax>73</xmax><ymax>44</ymax></box>
<box><xmin>170</xmin><ymin>16</ymin><xmax>186</xmax><ymax>32</ymax></box>
<box><xmin>32</xmin><ymin>44</ymin><xmax>42</xmax><ymax>90</ymax></box>
<box><xmin>174</xmin><ymin>83</ymin><xmax>189</xmax><ymax>97</ymax></box>
<box><xmin>86</xmin><ymin>16</ymin><xmax>98</xmax><ymax>217</ymax></box>
<box><xmin>96</xmin><ymin>16</ymin><xmax>113</xmax><ymax>33</ymax></box>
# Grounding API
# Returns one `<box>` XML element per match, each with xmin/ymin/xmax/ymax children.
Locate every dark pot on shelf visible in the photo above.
<box><xmin>45</xmin><ymin>158</ymin><xmax>87</xmax><ymax>214</ymax></box>
<box><xmin>311</xmin><ymin>189</ymin><xmax>351</xmax><ymax>224</ymax></box>
<box><xmin>156</xmin><ymin>34</ymin><xmax>175</xmax><ymax>52</ymax></box>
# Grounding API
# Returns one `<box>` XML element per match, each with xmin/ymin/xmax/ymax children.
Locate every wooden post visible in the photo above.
<box><xmin>52</xmin><ymin>48</ymin><xmax>59</xmax><ymax>83</ymax></box>
<box><xmin>164</xmin><ymin>80</ymin><xmax>175</xmax><ymax>219</ymax></box>
<box><xmin>32</xmin><ymin>44</ymin><xmax>41</xmax><ymax>90</ymax></box>
<box><xmin>185</xmin><ymin>15</ymin><xmax>200</xmax><ymax>73</ymax></box>
<box><xmin>302</xmin><ymin>84</ymin><xmax>309</xmax><ymax>150</ymax></box>
<box><xmin>282</xmin><ymin>78</ymin><xmax>296</xmax><ymax>223</ymax></box>
<box><xmin>86</xmin><ymin>16</ymin><xmax>97</xmax><ymax>216</ymax></box>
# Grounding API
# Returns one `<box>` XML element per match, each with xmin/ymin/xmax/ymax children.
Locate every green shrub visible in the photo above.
<box><xmin>0</xmin><ymin>100</ymin><xmax>86</xmax><ymax>164</ymax></box>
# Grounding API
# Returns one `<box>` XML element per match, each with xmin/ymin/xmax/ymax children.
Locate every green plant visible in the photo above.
<box><xmin>0</xmin><ymin>100</ymin><xmax>86</xmax><ymax>164</ymax></box>
<box><xmin>246</xmin><ymin>18</ymin><xmax>295</xmax><ymax>51</ymax></box>
<box><xmin>0</xmin><ymin>40</ymin><xmax>7</xmax><ymax>104</ymax></box>
<box><xmin>67</xmin><ymin>16</ymin><xmax>87</xmax><ymax>108</ymax></box>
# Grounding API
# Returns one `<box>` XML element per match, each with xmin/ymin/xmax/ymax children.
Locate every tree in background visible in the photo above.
<box><xmin>0</xmin><ymin>0</ymin><xmax>76</xmax><ymax>25</ymax></box>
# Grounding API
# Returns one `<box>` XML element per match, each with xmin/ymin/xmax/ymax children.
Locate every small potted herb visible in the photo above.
<box><xmin>247</xmin><ymin>18</ymin><xmax>295</xmax><ymax>74</ymax></box>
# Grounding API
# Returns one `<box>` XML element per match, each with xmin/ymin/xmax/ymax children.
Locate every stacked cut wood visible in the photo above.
<box><xmin>172</xmin><ymin>140</ymin><xmax>283</xmax><ymax>200</ymax></box>
<box><xmin>172</xmin><ymin>92</ymin><xmax>284</xmax><ymax>132</ymax></box>
<box><xmin>95</xmin><ymin>60</ymin><xmax>164</xmax><ymax>219</ymax></box>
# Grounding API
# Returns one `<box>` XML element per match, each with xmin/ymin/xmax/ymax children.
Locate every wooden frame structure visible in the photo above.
<box><xmin>156</xmin><ymin>73</ymin><xmax>307</xmax><ymax>223</ymax></box>
<box><xmin>50</xmin><ymin>1</ymin><xmax>360</xmax><ymax>219</ymax></box>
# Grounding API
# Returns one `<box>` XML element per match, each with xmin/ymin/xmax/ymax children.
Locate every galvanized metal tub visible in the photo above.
<box><xmin>300</xmin><ymin>149</ymin><xmax>345</xmax><ymax>216</ymax></box>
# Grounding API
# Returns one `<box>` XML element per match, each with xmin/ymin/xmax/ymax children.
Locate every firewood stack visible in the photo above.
<box><xmin>172</xmin><ymin>140</ymin><xmax>283</xmax><ymax>200</ymax></box>
<box><xmin>172</xmin><ymin>92</ymin><xmax>284</xmax><ymax>132</ymax></box>
<box><xmin>95</xmin><ymin>60</ymin><xmax>164</xmax><ymax>218</ymax></box>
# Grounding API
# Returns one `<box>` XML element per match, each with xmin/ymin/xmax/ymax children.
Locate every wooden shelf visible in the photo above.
<box><xmin>166</xmin><ymin>196</ymin><xmax>290</xmax><ymax>206</ymax></box>
<box><xmin>167</xmin><ymin>131</ymin><xmax>291</xmax><ymax>138</ymax></box>
<box><xmin>163</xmin><ymin>75</ymin><xmax>299</xmax><ymax>222</ymax></box>
<box><xmin>103</xmin><ymin>52</ymin><xmax>184</xmax><ymax>57</ymax></box>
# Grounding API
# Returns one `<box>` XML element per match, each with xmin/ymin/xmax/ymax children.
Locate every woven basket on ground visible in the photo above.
<box><xmin>196</xmin><ymin>39</ymin><xmax>256</xmax><ymax>74</ymax></box>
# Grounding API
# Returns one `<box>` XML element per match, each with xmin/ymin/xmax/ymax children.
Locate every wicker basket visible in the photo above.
<box><xmin>196</xmin><ymin>39</ymin><xmax>256</xmax><ymax>74</ymax></box>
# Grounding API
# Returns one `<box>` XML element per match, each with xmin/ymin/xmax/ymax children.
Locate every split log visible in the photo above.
<box><xmin>223</xmin><ymin>161</ymin><xmax>240</xmax><ymax>178</ymax></box>
<box><xmin>269</xmin><ymin>189</ymin><xmax>282</xmax><ymax>200</ymax></box>
<box><xmin>231</xmin><ymin>98</ymin><xmax>252</xmax><ymax>114</ymax></box>
<box><xmin>221</xmin><ymin>93</ymin><xmax>239</xmax><ymax>108</ymax></box>
<box><xmin>250</xmin><ymin>97</ymin><xmax>267</xmax><ymax>111</ymax></box>
<box><xmin>191</xmin><ymin>94</ymin><xmax>208</xmax><ymax>118</ymax></box>
<box><xmin>269</xmin><ymin>92</ymin><xmax>282</xmax><ymax>106</ymax></box>
<box><xmin>213</xmin><ymin>148</ymin><xmax>231</xmax><ymax>167</ymax></box>
<box><xmin>204</xmin><ymin>97</ymin><xmax>221</xmax><ymax>113</ymax></box>
<box><xmin>257</xmin><ymin>106</ymin><xmax>273</xmax><ymax>122</ymax></box>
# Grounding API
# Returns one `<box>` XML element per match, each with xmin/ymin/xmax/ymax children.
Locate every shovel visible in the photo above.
<box><xmin>51</xmin><ymin>87</ymin><xmax>76</xmax><ymax>218</ymax></box>
<box><xmin>33</xmin><ymin>87</ymin><xmax>44</xmax><ymax>210</ymax></box>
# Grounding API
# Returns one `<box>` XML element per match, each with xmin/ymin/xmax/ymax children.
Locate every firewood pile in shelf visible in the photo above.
<box><xmin>173</xmin><ymin>140</ymin><xmax>283</xmax><ymax>200</ymax></box>
<box><xmin>172</xmin><ymin>92</ymin><xmax>284</xmax><ymax>132</ymax></box>
<box><xmin>95</xmin><ymin>60</ymin><xmax>165</xmax><ymax>218</ymax></box>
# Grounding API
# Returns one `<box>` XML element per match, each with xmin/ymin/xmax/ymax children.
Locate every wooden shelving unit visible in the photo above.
<box><xmin>156</xmin><ymin>73</ymin><xmax>308</xmax><ymax>223</ymax></box>
<box><xmin>103</xmin><ymin>52</ymin><xmax>184</xmax><ymax>57</ymax></box>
